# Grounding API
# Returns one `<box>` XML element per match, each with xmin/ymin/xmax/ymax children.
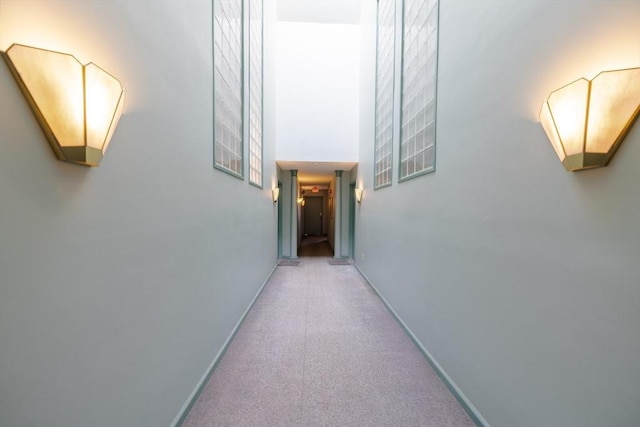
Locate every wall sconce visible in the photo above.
<box><xmin>539</xmin><ymin>67</ymin><xmax>639</xmax><ymax>171</ymax></box>
<box><xmin>354</xmin><ymin>188</ymin><xmax>363</xmax><ymax>203</ymax></box>
<box><xmin>272</xmin><ymin>187</ymin><xmax>280</xmax><ymax>203</ymax></box>
<box><xmin>2</xmin><ymin>44</ymin><xmax>125</xmax><ymax>167</ymax></box>
<box><xmin>297</xmin><ymin>197</ymin><xmax>305</xmax><ymax>207</ymax></box>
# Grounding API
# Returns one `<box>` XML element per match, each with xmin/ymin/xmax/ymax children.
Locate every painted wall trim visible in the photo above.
<box><xmin>354</xmin><ymin>264</ymin><xmax>490</xmax><ymax>427</ymax></box>
<box><xmin>171</xmin><ymin>264</ymin><xmax>278</xmax><ymax>427</ymax></box>
<box><xmin>290</xmin><ymin>170</ymin><xmax>299</xmax><ymax>259</ymax></box>
<box><xmin>333</xmin><ymin>170</ymin><xmax>343</xmax><ymax>258</ymax></box>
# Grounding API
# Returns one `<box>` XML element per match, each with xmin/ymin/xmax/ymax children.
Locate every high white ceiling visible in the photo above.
<box><xmin>277</xmin><ymin>161</ymin><xmax>357</xmax><ymax>184</ymax></box>
<box><xmin>277</xmin><ymin>0</ymin><xmax>362</xmax><ymax>25</ymax></box>
<box><xmin>275</xmin><ymin>0</ymin><xmax>361</xmax><ymax>185</ymax></box>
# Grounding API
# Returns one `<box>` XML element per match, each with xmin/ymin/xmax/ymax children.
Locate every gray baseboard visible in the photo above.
<box><xmin>353</xmin><ymin>264</ymin><xmax>490</xmax><ymax>427</ymax></box>
<box><xmin>171</xmin><ymin>264</ymin><xmax>278</xmax><ymax>427</ymax></box>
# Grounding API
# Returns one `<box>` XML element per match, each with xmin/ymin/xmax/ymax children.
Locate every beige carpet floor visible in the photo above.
<box><xmin>183</xmin><ymin>238</ymin><xmax>475</xmax><ymax>426</ymax></box>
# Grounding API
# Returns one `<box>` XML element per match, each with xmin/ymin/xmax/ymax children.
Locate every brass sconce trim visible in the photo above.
<box><xmin>2</xmin><ymin>44</ymin><xmax>125</xmax><ymax>167</ymax></box>
<box><xmin>540</xmin><ymin>67</ymin><xmax>640</xmax><ymax>171</ymax></box>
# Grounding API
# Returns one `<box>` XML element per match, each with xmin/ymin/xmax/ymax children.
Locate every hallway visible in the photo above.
<box><xmin>2</xmin><ymin>2</ymin><xmax>638</xmax><ymax>426</ymax></box>
<box><xmin>183</xmin><ymin>238</ymin><xmax>474</xmax><ymax>426</ymax></box>
<box><xmin>299</xmin><ymin>235</ymin><xmax>333</xmax><ymax>257</ymax></box>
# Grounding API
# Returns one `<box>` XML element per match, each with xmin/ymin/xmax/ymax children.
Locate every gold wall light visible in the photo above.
<box><xmin>297</xmin><ymin>197</ymin><xmax>305</xmax><ymax>207</ymax></box>
<box><xmin>540</xmin><ymin>67</ymin><xmax>640</xmax><ymax>171</ymax></box>
<box><xmin>2</xmin><ymin>44</ymin><xmax>125</xmax><ymax>167</ymax></box>
<box><xmin>272</xmin><ymin>187</ymin><xmax>280</xmax><ymax>203</ymax></box>
<box><xmin>354</xmin><ymin>187</ymin><xmax>363</xmax><ymax>203</ymax></box>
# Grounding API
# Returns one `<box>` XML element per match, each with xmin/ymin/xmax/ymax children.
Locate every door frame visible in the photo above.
<box><xmin>277</xmin><ymin>180</ymin><xmax>283</xmax><ymax>258</ymax></box>
<box><xmin>349</xmin><ymin>182</ymin><xmax>356</xmax><ymax>259</ymax></box>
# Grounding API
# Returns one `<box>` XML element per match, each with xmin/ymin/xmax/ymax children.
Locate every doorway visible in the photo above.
<box><xmin>303</xmin><ymin>197</ymin><xmax>323</xmax><ymax>235</ymax></box>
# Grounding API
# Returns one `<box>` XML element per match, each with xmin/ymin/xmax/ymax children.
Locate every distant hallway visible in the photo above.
<box><xmin>299</xmin><ymin>235</ymin><xmax>332</xmax><ymax>257</ymax></box>
<box><xmin>183</xmin><ymin>243</ymin><xmax>474</xmax><ymax>426</ymax></box>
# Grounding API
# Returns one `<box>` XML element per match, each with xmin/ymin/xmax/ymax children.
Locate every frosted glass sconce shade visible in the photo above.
<box><xmin>272</xmin><ymin>187</ymin><xmax>280</xmax><ymax>203</ymax></box>
<box><xmin>2</xmin><ymin>44</ymin><xmax>124</xmax><ymax>167</ymax></box>
<box><xmin>354</xmin><ymin>188</ymin><xmax>363</xmax><ymax>203</ymax></box>
<box><xmin>540</xmin><ymin>67</ymin><xmax>640</xmax><ymax>171</ymax></box>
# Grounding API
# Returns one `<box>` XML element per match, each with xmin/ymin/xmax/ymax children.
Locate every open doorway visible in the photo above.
<box><xmin>276</xmin><ymin>162</ymin><xmax>356</xmax><ymax>259</ymax></box>
<box><xmin>298</xmin><ymin>187</ymin><xmax>332</xmax><ymax>257</ymax></box>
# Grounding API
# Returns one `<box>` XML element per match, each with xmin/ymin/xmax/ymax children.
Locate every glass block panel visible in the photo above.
<box><xmin>374</xmin><ymin>0</ymin><xmax>395</xmax><ymax>188</ymax></box>
<box><xmin>400</xmin><ymin>0</ymin><xmax>438</xmax><ymax>180</ymax></box>
<box><xmin>249</xmin><ymin>0</ymin><xmax>263</xmax><ymax>186</ymax></box>
<box><xmin>214</xmin><ymin>0</ymin><xmax>243</xmax><ymax>177</ymax></box>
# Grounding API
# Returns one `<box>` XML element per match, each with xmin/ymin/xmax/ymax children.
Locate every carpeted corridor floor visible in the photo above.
<box><xmin>183</xmin><ymin>237</ymin><xmax>474</xmax><ymax>426</ymax></box>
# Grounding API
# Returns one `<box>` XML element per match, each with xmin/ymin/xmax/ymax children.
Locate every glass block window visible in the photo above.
<box><xmin>399</xmin><ymin>0</ymin><xmax>438</xmax><ymax>180</ymax></box>
<box><xmin>248</xmin><ymin>0</ymin><xmax>263</xmax><ymax>187</ymax></box>
<box><xmin>214</xmin><ymin>0</ymin><xmax>243</xmax><ymax>177</ymax></box>
<box><xmin>374</xmin><ymin>0</ymin><xmax>395</xmax><ymax>189</ymax></box>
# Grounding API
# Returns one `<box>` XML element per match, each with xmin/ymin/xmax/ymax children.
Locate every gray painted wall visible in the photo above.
<box><xmin>0</xmin><ymin>1</ymin><xmax>278</xmax><ymax>426</ymax></box>
<box><xmin>356</xmin><ymin>1</ymin><xmax>640</xmax><ymax>426</ymax></box>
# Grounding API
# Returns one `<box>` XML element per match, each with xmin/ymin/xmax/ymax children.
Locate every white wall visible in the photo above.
<box><xmin>356</xmin><ymin>1</ymin><xmax>640</xmax><ymax>426</ymax></box>
<box><xmin>275</xmin><ymin>21</ymin><xmax>359</xmax><ymax>163</ymax></box>
<box><xmin>0</xmin><ymin>1</ymin><xmax>278</xmax><ymax>426</ymax></box>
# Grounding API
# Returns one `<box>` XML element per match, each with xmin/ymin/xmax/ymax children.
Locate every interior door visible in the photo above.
<box><xmin>303</xmin><ymin>197</ymin><xmax>323</xmax><ymax>235</ymax></box>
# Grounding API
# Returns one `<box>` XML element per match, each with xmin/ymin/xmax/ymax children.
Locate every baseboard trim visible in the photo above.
<box><xmin>354</xmin><ymin>264</ymin><xmax>490</xmax><ymax>427</ymax></box>
<box><xmin>171</xmin><ymin>264</ymin><xmax>279</xmax><ymax>427</ymax></box>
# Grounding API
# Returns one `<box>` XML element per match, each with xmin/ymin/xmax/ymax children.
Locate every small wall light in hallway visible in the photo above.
<box><xmin>539</xmin><ymin>67</ymin><xmax>640</xmax><ymax>171</ymax></box>
<box><xmin>272</xmin><ymin>187</ymin><xmax>280</xmax><ymax>203</ymax></box>
<box><xmin>354</xmin><ymin>187</ymin><xmax>363</xmax><ymax>204</ymax></box>
<box><xmin>2</xmin><ymin>44</ymin><xmax>125</xmax><ymax>167</ymax></box>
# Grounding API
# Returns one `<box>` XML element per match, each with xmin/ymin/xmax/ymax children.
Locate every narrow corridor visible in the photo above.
<box><xmin>183</xmin><ymin>238</ymin><xmax>474</xmax><ymax>426</ymax></box>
